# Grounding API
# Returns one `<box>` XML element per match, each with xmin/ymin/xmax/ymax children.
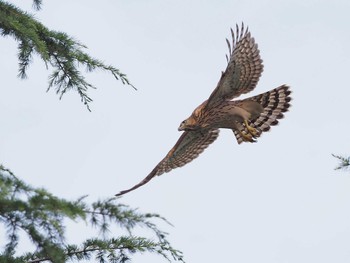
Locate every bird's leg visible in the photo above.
<box><xmin>233</xmin><ymin>121</ymin><xmax>255</xmax><ymax>142</ymax></box>
<box><xmin>239</xmin><ymin>130</ymin><xmax>255</xmax><ymax>142</ymax></box>
<box><xmin>244</xmin><ymin>119</ymin><xmax>258</xmax><ymax>137</ymax></box>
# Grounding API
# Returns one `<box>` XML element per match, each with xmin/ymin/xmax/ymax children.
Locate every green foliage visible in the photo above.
<box><xmin>0</xmin><ymin>1</ymin><xmax>135</xmax><ymax>110</ymax></box>
<box><xmin>0</xmin><ymin>2</ymin><xmax>183</xmax><ymax>262</ymax></box>
<box><xmin>332</xmin><ymin>154</ymin><xmax>350</xmax><ymax>171</ymax></box>
<box><xmin>0</xmin><ymin>165</ymin><xmax>184</xmax><ymax>263</ymax></box>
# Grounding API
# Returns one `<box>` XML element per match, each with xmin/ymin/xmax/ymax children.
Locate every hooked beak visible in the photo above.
<box><xmin>178</xmin><ymin>122</ymin><xmax>185</xmax><ymax>131</ymax></box>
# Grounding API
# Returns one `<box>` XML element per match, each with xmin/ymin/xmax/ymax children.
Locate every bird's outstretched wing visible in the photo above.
<box><xmin>116</xmin><ymin>129</ymin><xmax>219</xmax><ymax>196</ymax></box>
<box><xmin>206</xmin><ymin>23</ymin><xmax>263</xmax><ymax>108</ymax></box>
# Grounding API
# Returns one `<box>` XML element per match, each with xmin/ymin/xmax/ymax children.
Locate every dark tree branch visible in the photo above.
<box><xmin>0</xmin><ymin>1</ymin><xmax>135</xmax><ymax>110</ymax></box>
<box><xmin>332</xmin><ymin>154</ymin><xmax>350</xmax><ymax>171</ymax></box>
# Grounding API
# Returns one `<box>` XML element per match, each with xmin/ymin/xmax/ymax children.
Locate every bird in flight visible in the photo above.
<box><xmin>116</xmin><ymin>23</ymin><xmax>291</xmax><ymax>196</ymax></box>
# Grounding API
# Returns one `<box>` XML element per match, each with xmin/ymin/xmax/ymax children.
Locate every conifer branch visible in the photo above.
<box><xmin>332</xmin><ymin>154</ymin><xmax>350</xmax><ymax>171</ymax></box>
<box><xmin>26</xmin><ymin>237</ymin><xmax>183</xmax><ymax>263</ymax></box>
<box><xmin>32</xmin><ymin>0</ymin><xmax>42</xmax><ymax>11</ymax></box>
<box><xmin>0</xmin><ymin>165</ymin><xmax>184</xmax><ymax>262</ymax></box>
<box><xmin>0</xmin><ymin>1</ymin><xmax>135</xmax><ymax>110</ymax></box>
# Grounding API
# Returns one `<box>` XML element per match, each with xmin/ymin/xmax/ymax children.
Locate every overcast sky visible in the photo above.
<box><xmin>1</xmin><ymin>0</ymin><xmax>350</xmax><ymax>262</ymax></box>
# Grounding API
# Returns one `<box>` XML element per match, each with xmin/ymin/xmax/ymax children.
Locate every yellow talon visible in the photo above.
<box><xmin>239</xmin><ymin>130</ymin><xmax>255</xmax><ymax>142</ymax></box>
<box><xmin>244</xmin><ymin>120</ymin><xmax>258</xmax><ymax>137</ymax></box>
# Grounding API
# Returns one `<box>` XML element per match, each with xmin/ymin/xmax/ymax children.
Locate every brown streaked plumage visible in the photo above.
<box><xmin>116</xmin><ymin>23</ymin><xmax>292</xmax><ymax>196</ymax></box>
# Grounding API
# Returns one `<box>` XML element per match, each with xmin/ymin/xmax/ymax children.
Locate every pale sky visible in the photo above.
<box><xmin>1</xmin><ymin>0</ymin><xmax>350</xmax><ymax>262</ymax></box>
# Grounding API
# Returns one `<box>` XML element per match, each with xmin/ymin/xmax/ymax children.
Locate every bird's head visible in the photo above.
<box><xmin>178</xmin><ymin>120</ymin><xmax>188</xmax><ymax>131</ymax></box>
<box><xmin>178</xmin><ymin>117</ymin><xmax>197</xmax><ymax>131</ymax></box>
<box><xmin>178</xmin><ymin>100</ymin><xmax>207</xmax><ymax>131</ymax></box>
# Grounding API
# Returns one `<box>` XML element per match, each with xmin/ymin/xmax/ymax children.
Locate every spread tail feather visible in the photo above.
<box><xmin>234</xmin><ymin>85</ymin><xmax>292</xmax><ymax>144</ymax></box>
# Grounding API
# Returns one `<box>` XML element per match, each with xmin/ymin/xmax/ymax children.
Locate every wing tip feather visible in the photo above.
<box><xmin>115</xmin><ymin>168</ymin><xmax>158</xmax><ymax>196</ymax></box>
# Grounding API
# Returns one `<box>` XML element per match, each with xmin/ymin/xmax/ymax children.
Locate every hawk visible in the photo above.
<box><xmin>116</xmin><ymin>24</ymin><xmax>291</xmax><ymax>196</ymax></box>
